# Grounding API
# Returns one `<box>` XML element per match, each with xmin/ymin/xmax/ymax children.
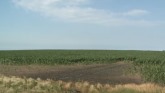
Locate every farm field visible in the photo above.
<box><xmin>0</xmin><ymin>50</ymin><xmax>165</xmax><ymax>93</ymax></box>
<box><xmin>0</xmin><ymin>62</ymin><xmax>142</xmax><ymax>85</ymax></box>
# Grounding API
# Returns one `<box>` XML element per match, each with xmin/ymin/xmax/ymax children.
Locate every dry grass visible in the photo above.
<box><xmin>0</xmin><ymin>75</ymin><xmax>164</xmax><ymax>93</ymax></box>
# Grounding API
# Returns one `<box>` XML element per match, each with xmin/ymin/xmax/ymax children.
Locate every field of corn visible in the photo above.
<box><xmin>0</xmin><ymin>75</ymin><xmax>165</xmax><ymax>93</ymax></box>
<box><xmin>0</xmin><ymin>50</ymin><xmax>165</xmax><ymax>85</ymax></box>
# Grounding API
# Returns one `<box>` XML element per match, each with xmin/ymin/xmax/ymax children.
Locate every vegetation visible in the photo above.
<box><xmin>0</xmin><ymin>75</ymin><xmax>164</xmax><ymax>93</ymax></box>
<box><xmin>0</xmin><ymin>50</ymin><xmax>165</xmax><ymax>84</ymax></box>
<box><xmin>0</xmin><ymin>50</ymin><xmax>137</xmax><ymax>65</ymax></box>
<box><xmin>0</xmin><ymin>50</ymin><xmax>165</xmax><ymax>65</ymax></box>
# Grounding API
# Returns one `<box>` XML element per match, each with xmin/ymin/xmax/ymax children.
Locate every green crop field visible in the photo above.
<box><xmin>0</xmin><ymin>50</ymin><xmax>165</xmax><ymax>65</ymax></box>
<box><xmin>0</xmin><ymin>50</ymin><xmax>165</xmax><ymax>85</ymax></box>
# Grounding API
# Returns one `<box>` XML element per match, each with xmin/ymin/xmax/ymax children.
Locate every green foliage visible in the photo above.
<box><xmin>0</xmin><ymin>50</ymin><xmax>139</xmax><ymax>65</ymax></box>
<box><xmin>0</xmin><ymin>50</ymin><xmax>165</xmax><ymax>84</ymax></box>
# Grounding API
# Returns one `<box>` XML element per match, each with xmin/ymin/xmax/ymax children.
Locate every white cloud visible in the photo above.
<box><xmin>12</xmin><ymin>0</ymin><xmax>154</xmax><ymax>26</ymax></box>
<box><xmin>123</xmin><ymin>9</ymin><xmax>149</xmax><ymax>16</ymax></box>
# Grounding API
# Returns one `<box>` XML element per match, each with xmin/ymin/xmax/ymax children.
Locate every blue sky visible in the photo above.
<box><xmin>0</xmin><ymin>0</ymin><xmax>165</xmax><ymax>50</ymax></box>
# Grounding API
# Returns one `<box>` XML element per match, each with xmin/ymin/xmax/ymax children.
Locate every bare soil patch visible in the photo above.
<box><xmin>0</xmin><ymin>62</ymin><xmax>142</xmax><ymax>84</ymax></box>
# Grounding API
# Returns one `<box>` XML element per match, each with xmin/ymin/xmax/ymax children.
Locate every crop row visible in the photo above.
<box><xmin>0</xmin><ymin>50</ymin><xmax>164</xmax><ymax>65</ymax></box>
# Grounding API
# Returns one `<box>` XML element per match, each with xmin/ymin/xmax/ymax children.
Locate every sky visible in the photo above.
<box><xmin>0</xmin><ymin>0</ymin><xmax>165</xmax><ymax>50</ymax></box>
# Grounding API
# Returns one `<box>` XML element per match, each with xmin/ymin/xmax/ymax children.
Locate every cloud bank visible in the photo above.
<box><xmin>12</xmin><ymin>0</ymin><xmax>154</xmax><ymax>26</ymax></box>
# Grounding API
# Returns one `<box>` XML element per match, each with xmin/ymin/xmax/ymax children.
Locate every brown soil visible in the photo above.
<box><xmin>0</xmin><ymin>62</ymin><xmax>142</xmax><ymax>84</ymax></box>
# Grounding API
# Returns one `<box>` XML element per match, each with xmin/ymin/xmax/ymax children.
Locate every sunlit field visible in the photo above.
<box><xmin>0</xmin><ymin>50</ymin><xmax>165</xmax><ymax>93</ymax></box>
<box><xmin>0</xmin><ymin>50</ymin><xmax>165</xmax><ymax>84</ymax></box>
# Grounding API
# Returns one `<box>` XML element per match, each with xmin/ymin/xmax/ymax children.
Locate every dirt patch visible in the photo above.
<box><xmin>0</xmin><ymin>62</ymin><xmax>142</xmax><ymax>84</ymax></box>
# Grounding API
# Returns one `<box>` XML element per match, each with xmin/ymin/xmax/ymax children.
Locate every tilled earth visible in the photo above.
<box><xmin>0</xmin><ymin>62</ymin><xmax>142</xmax><ymax>84</ymax></box>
